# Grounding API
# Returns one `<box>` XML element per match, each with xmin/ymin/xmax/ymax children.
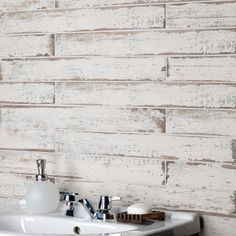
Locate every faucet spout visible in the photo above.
<box><xmin>78</xmin><ymin>199</ymin><xmax>95</xmax><ymax>217</ymax></box>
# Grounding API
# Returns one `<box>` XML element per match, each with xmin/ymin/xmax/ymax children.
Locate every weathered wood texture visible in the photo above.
<box><xmin>0</xmin><ymin>0</ymin><xmax>55</xmax><ymax>11</ymax></box>
<box><xmin>56</xmin><ymin>82</ymin><xmax>236</xmax><ymax>108</ymax></box>
<box><xmin>200</xmin><ymin>215</ymin><xmax>236</xmax><ymax>236</ymax></box>
<box><xmin>167</xmin><ymin>2</ymin><xmax>236</xmax><ymax>29</ymax></box>
<box><xmin>0</xmin><ymin>57</ymin><xmax>166</xmax><ymax>81</ymax></box>
<box><xmin>167</xmin><ymin>109</ymin><xmax>236</xmax><ymax>136</ymax></box>
<box><xmin>0</xmin><ymin>83</ymin><xmax>54</xmax><ymax>104</ymax></box>
<box><xmin>0</xmin><ymin>128</ymin><xmax>54</xmax><ymax>151</ymax></box>
<box><xmin>55</xmin><ymin>0</ymin><xmax>234</xmax><ymax>8</ymax></box>
<box><xmin>0</xmin><ymin>6</ymin><xmax>165</xmax><ymax>34</ymax></box>
<box><xmin>55</xmin><ymin>131</ymin><xmax>233</xmax><ymax>163</ymax></box>
<box><xmin>1</xmin><ymin>1</ymin><xmax>236</xmax><ymax>235</ymax></box>
<box><xmin>168</xmin><ymin>56</ymin><xmax>236</xmax><ymax>82</ymax></box>
<box><xmin>0</xmin><ymin>129</ymin><xmax>233</xmax><ymax>162</ymax></box>
<box><xmin>55</xmin><ymin>30</ymin><xmax>236</xmax><ymax>56</ymax></box>
<box><xmin>0</xmin><ymin>150</ymin><xmax>234</xmax><ymax>214</ymax></box>
<box><xmin>0</xmin><ymin>106</ymin><xmax>166</xmax><ymax>133</ymax></box>
<box><xmin>0</xmin><ymin>35</ymin><xmax>54</xmax><ymax>57</ymax></box>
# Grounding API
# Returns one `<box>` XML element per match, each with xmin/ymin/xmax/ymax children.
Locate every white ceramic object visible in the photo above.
<box><xmin>0</xmin><ymin>202</ymin><xmax>200</xmax><ymax>236</ymax></box>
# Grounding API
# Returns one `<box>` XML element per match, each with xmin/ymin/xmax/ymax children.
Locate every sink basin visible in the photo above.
<box><xmin>0</xmin><ymin>214</ymin><xmax>138</xmax><ymax>235</ymax></box>
<box><xmin>0</xmin><ymin>202</ymin><xmax>200</xmax><ymax>236</ymax></box>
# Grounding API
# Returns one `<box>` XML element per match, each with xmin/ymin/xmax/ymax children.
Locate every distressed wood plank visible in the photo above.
<box><xmin>0</xmin><ymin>106</ymin><xmax>165</xmax><ymax>133</ymax></box>
<box><xmin>0</xmin><ymin>128</ymin><xmax>54</xmax><ymax>151</ymax></box>
<box><xmin>55</xmin><ymin>30</ymin><xmax>236</xmax><ymax>56</ymax></box>
<box><xmin>0</xmin><ymin>57</ymin><xmax>166</xmax><ymax>81</ymax></box>
<box><xmin>166</xmin><ymin>161</ymin><xmax>236</xmax><ymax>192</ymax></box>
<box><xmin>0</xmin><ymin>83</ymin><xmax>54</xmax><ymax>104</ymax></box>
<box><xmin>0</xmin><ymin>171</ymin><xmax>234</xmax><ymax>215</ymax></box>
<box><xmin>55</xmin><ymin>131</ymin><xmax>233</xmax><ymax>162</ymax></box>
<box><xmin>0</xmin><ymin>35</ymin><xmax>54</xmax><ymax>58</ymax></box>
<box><xmin>167</xmin><ymin>2</ymin><xmax>236</xmax><ymax>29</ymax></box>
<box><xmin>201</xmin><ymin>215</ymin><xmax>236</xmax><ymax>236</ymax></box>
<box><xmin>167</xmin><ymin>109</ymin><xmax>236</xmax><ymax>136</ymax></box>
<box><xmin>168</xmin><ymin>56</ymin><xmax>236</xmax><ymax>82</ymax></box>
<box><xmin>53</xmin><ymin>179</ymin><xmax>236</xmax><ymax>215</ymax></box>
<box><xmin>55</xmin><ymin>0</ymin><xmax>234</xmax><ymax>8</ymax></box>
<box><xmin>0</xmin><ymin>0</ymin><xmax>55</xmax><ymax>11</ymax></box>
<box><xmin>0</xmin><ymin>6</ymin><xmax>165</xmax><ymax>34</ymax></box>
<box><xmin>0</xmin><ymin>151</ymin><xmax>165</xmax><ymax>186</ymax></box>
<box><xmin>56</xmin><ymin>82</ymin><xmax>236</xmax><ymax>108</ymax></box>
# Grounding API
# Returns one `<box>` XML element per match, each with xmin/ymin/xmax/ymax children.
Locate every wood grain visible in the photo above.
<box><xmin>167</xmin><ymin>2</ymin><xmax>236</xmax><ymax>29</ymax></box>
<box><xmin>166</xmin><ymin>161</ymin><xmax>236</xmax><ymax>191</ymax></box>
<box><xmin>0</xmin><ymin>6</ymin><xmax>165</xmax><ymax>34</ymax></box>
<box><xmin>0</xmin><ymin>151</ymin><xmax>164</xmax><ymax>186</ymax></box>
<box><xmin>0</xmin><ymin>57</ymin><xmax>166</xmax><ymax>81</ymax></box>
<box><xmin>0</xmin><ymin>0</ymin><xmax>55</xmax><ymax>11</ymax></box>
<box><xmin>0</xmin><ymin>171</ymin><xmax>234</xmax><ymax>215</ymax></box>
<box><xmin>0</xmin><ymin>128</ymin><xmax>54</xmax><ymax>151</ymax></box>
<box><xmin>0</xmin><ymin>83</ymin><xmax>54</xmax><ymax>104</ymax></box>
<box><xmin>55</xmin><ymin>30</ymin><xmax>236</xmax><ymax>56</ymax></box>
<box><xmin>0</xmin><ymin>106</ymin><xmax>165</xmax><ymax>133</ymax></box>
<box><xmin>55</xmin><ymin>131</ymin><xmax>233</xmax><ymax>163</ymax></box>
<box><xmin>1</xmin><ymin>1</ymin><xmax>236</xmax><ymax>234</ymax></box>
<box><xmin>168</xmin><ymin>56</ymin><xmax>236</xmax><ymax>82</ymax></box>
<box><xmin>55</xmin><ymin>0</ymin><xmax>234</xmax><ymax>8</ymax></box>
<box><xmin>0</xmin><ymin>35</ymin><xmax>54</xmax><ymax>58</ymax></box>
<box><xmin>55</xmin><ymin>82</ymin><xmax>236</xmax><ymax>108</ymax></box>
<box><xmin>201</xmin><ymin>215</ymin><xmax>236</xmax><ymax>236</ymax></box>
<box><xmin>167</xmin><ymin>109</ymin><xmax>236</xmax><ymax>136</ymax></box>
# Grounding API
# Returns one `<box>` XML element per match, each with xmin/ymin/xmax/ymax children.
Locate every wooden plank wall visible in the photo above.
<box><xmin>0</xmin><ymin>0</ymin><xmax>236</xmax><ymax>235</ymax></box>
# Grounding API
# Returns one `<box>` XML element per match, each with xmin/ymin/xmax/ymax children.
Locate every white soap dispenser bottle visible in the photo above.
<box><xmin>25</xmin><ymin>159</ymin><xmax>60</xmax><ymax>213</ymax></box>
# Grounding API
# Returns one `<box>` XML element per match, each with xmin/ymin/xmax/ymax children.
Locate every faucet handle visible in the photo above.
<box><xmin>95</xmin><ymin>196</ymin><xmax>122</xmax><ymax>221</ymax></box>
<box><xmin>60</xmin><ymin>192</ymin><xmax>78</xmax><ymax>217</ymax></box>
<box><xmin>111</xmin><ymin>196</ymin><xmax>122</xmax><ymax>201</ymax></box>
<box><xmin>60</xmin><ymin>191</ymin><xmax>78</xmax><ymax>202</ymax></box>
<box><xmin>98</xmin><ymin>196</ymin><xmax>122</xmax><ymax>211</ymax></box>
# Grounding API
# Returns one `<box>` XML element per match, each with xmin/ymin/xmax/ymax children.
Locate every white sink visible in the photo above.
<box><xmin>0</xmin><ymin>214</ymin><xmax>138</xmax><ymax>235</ymax></box>
<box><xmin>0</xmin><ymin>202</ymin><xmax>200</xmax><ymax>236</ymax></box>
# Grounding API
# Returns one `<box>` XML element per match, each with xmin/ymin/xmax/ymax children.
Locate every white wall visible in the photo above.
<box><xmin>0</xmin><ymin>0</ymin><xmax>236</xmax><ymax>235</ymax></box>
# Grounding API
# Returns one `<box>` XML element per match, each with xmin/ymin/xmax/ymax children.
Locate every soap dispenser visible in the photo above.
<box><xmin>25</xmin><ymin>159</ymin><xmax>60</xmax><ymax>213</ymax></box>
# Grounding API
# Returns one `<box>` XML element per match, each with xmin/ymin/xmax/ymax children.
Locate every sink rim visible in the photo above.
<box><xmin>0</xmin><ymin>203</ymin><xmax>200</xmax><ymax>236</ymax></box>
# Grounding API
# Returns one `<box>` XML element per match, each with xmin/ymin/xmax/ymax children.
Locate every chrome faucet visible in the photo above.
<box><xmin>78</xmin><ymin>198</ymin><xmax>95</xmax><ymax>218</ymax></box>
<box><xmin>60</xmin><ymin>192</ymin><xmax>79</xmax><ymax>217</ymax></box>
<box><xmin>60</xmin><ymin>192</ymin><xmax>121</xmax><ymax>221</ymax></box>
<box><xmin>94</xmin><ymin>196</ymin><xmax>122</xmax><ymax>221</ymax></box>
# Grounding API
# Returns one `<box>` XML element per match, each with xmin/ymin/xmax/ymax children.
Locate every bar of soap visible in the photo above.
<box><xmin>127</xmin><ymin>203</ymin><xmax>152</xmax><ymax>215</ymax></box>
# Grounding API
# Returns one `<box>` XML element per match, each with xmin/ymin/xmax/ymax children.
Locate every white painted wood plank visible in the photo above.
<box><xmin>55</xmin><ymin>131</ymin><xmax>233</xmax><ymax>162</ymax></box>
<box><xmin>0</xmin><ymin>83</ymin><xmax>54</xmax><ymax>104</ymax></box>
<box><xmin>55</xmin><ymin>30</ymin><xmax>236</xmax><ymax>56</ymax></box>
<box><xmin>0</xmin><ymin>6</ymin><xmax>165</xmax><ymax>34</ymax></box>
<box><xmin>0</xmin><ymin>0</ymin><xmax>55</xmax><ymax>11</ymax></box>
<box><xmin>167</xmin><ymin>2</ymin><xmax>236</xmax><ymax>29</ymax></box>
<box><xmin>0</xmin><ymin>106</ymin><xmax>165</xmax><ymax>133</ymax></box>
<box><xmin>201</xmin><ymin>215</ymin><xmax>236</xmax><ymax>236</ymax></box>
<box><xmin>56</xmin><ymin>82</ymin><xmax>236</xmax><ymax>108</ymax></box>
<box><xmin>167</xmin><ymin>109</ymin><xmax>236</xmax><ymax>136</ymax></box>
<box><xmin>166</xmin><ymin>161</ymin><xmax>236</xmax><ymax>192</ymax></box>
<box><xmin>1</xmin><ymin>57</ymin><xmax>166</xmax><ymax>81</ymax></box>
<box><xmin>0</xmin><ymin>151</ymin><xmax>165</xmax><ymax>186</ymax></box>
<box><xmin>168</xmin><ymin>56</ymin><xmax>236</xmax><ymax>82</ymax></box>
<box><xmin>0</xmin><ymin>128</ymin><xmax>55</xmax><ymax>151</ymax></box>
<box><xmin>55</xmin><ymin>180</ymin><xmax>236</xmax><ymax>215</ymax></box>
<box><xmin>55</xmin><ymin>0</ymin><xmax>233</xmax><ymax>9</ymax></box>
<box><xmin>0</xmin><ymin>172</ymin><xmax>31</xmax><ymax>200</ymax></box>
<box><xmin>0</xmin><ymin>172</ymin><xmax>234</xmax><ymax>215</ymax></box>
<box><xmin>0</xmin><ymin>35</ymin><xmax>54</xmax><ymax>58</ymax></box>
